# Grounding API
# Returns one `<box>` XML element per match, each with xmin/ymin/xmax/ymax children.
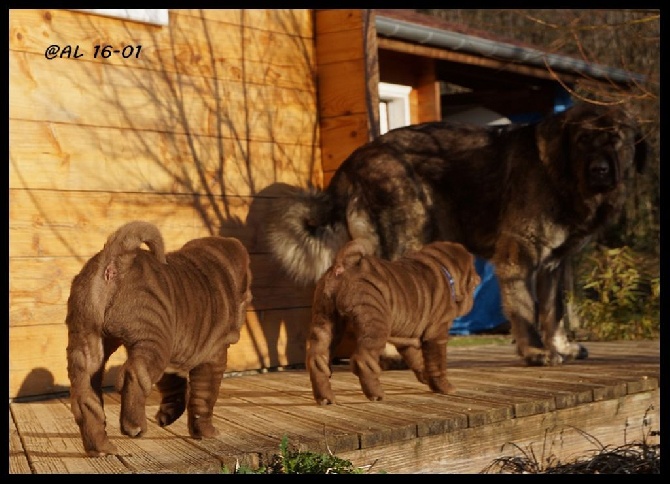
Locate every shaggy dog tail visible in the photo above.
<box><xmin>265</xmin><ymin>185</ymin><xmax>350</xmax><ymax>285</ymax></box>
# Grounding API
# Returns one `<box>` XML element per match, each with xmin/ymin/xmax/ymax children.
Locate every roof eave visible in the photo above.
<box><xmin>375</xmin><ymin>15</ymin><xmax>645</xmax><ymax>86</ymax></box>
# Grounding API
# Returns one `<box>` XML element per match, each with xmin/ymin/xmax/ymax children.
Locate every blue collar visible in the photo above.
<box><xmin>440</xmin><ymin>265</ymin><xmax>456</xmax><ymax>302</ymax></box>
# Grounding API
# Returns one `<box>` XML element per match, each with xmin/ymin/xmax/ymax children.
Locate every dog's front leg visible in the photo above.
<box><xmin>494</xmin><ymin>238</ymin><xmax>548</xmax><ymax>366</ymax></box>
<box><xmin>394</xmin><ymin>343</ymin><xmax>427</xmax><ymax>384</ymax></box>
<box><xmin>186</xmin><ymin>357</ymin><xmax>226</xmax><ymax>439</ymax></box>
<box><xmin>350</xmin><ymin>312</ymin><xmax>388</xmax><ymax>401</ymax></box>
<box><xmin>536</xmin><ymin>263</ymin><xmax>588</xmax><ymax>364</ymax></box>
<box><xmin>421</xmin><ymin>339</ymin><xmax>454</xmax><ymax>394</ymax></box>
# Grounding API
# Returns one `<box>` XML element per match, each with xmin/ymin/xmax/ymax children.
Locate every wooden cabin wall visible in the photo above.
<box><xmin>9</xmin><ymin>9</ymin><xmax>321</xmax><ymax>399</ymax></box>
<box><xmin>314</xmin><ymin>9</ymin><xmax>379</xmax><ymax>186</ymax></box>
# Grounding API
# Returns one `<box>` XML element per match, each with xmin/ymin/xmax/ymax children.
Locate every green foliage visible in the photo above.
<box><xmin>569</xmin><ymin>246</ymin><xmax>659</xmax><ymax>341</ymax></box>
<box><xmin>221</xmin><ymin>435</ymin><xmax>372</xmax><ymax>474</ymax></box>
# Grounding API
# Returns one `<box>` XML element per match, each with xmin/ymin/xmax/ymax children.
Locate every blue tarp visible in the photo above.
<box><xmin>450</xmin><ymin>257</ymin><xmax>507</xmax><ymax>335</ymax></box>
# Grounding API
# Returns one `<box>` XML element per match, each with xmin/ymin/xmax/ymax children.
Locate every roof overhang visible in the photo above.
<box><xmin>375</xmin><ymin>13</ymin><xmax>645</xmax><ymax>87</ymax></box>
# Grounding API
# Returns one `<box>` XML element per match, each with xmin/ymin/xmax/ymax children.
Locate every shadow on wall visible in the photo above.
<box><xmin>10</xmin><ymin>9</ymin><xmax>321</xmax><ymax>400</ymax></box>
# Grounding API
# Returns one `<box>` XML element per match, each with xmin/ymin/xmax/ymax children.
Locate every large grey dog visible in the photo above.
<box><xmin>66</xmin><ymin>221</ymin><xmax>252</xmax><ymax>456</ymax></box>
<box><xmin>266</xmin><ymin>102</ymin><xmax>647</xmax><ymax>367</ymax></box>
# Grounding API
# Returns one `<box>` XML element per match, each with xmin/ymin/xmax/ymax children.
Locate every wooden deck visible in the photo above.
<box><xmin>9</xmin><ymin>340</ymin><xmax>660</xmax><ymax>474</ymax></box>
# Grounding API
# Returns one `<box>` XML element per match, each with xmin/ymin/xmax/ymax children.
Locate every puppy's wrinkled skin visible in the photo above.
<box><xmin>306</xmin><ymin>240</ymin><xmax>480</xmax><ymax>404</ymax></box>
<box><xmin>65</xmin><ymin>221</ymin><xmax>252</xmax><ymax>456</ymax></box>
<box><xmin>267</xmin><ymin>103</ymin><xmax>647</xmax><ymax>367</ymax></box>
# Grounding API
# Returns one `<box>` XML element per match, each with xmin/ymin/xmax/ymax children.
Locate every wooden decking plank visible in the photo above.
<box><xmin>87</xmin><ymin>393</ymin><xmax>224</xmax><ymax>474</ymax></box>
<box><xmin>9</xmin><ymin>340</ymin><xmax>659</xmax><ymax>474</ymax></box>
<box><xmin>221</xmin><ymin>377</ymin><xmax>364</xmax><ymax>454</ymax></box>
<box><xmin>338</xmin><ymin>389</ymin><xmax>660</xmax><ymax>474</ymax></box>
<box><xmin>471</xmin><ymin>370</ymin><xmax>596</xmax><ymax>409</ymax></box>
<box><xmin>449</xmin><ymin>369</ymin><xmax>587</xmax><ymax>413</ymax></box>
<box><xmin>103</xmin><ymin>390</ymin><xmax>279</xmax><ymax>470</ymax></box>
<box><xmin>10</xmin><ymin>399</ymin><xmax>132</xmax><ymax>473</ymax></box>
<box><xmin>222</xmin><ymin>371</ymin><xmax>420</xmax><ymax>451</ymax></box>
<box><xmin>265</xmin><ymin>368</ymin><xmax>473</xmax><ymax>436</ymax></box>
<box><xmin>213</xmin><ymin>383</ymin><xmax>359</xmax><ymax>456</ymax></box>
<box><xmin>369</xmin><ymin>380</ymin><xmax>515</xmax><ymax>428</ymax></box>
<box><xmin>9</xmin><ymin>409</ymin><xmax>33</xmax><ymax>474</ymax></box>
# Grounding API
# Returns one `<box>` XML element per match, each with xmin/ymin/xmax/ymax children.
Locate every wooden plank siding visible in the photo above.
<box><xmin>9</xmin><ymin>8</ymin><xmax>321</xmax><ymax>399</ymax></box>
<box><xmin>314</xmin><ymin>9</ymin><xmax>379</xmax><ymax>186</ymax></box>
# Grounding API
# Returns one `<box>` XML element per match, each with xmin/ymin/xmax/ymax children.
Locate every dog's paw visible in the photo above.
<box><xmin>522</xmin><ymin>347</ymin><xmax>563</xmax><ymax>367</ymax></box>
<box><xmin>315</xmin><ymin>396</ymin><xmax>336</xmax><ymax>405</ymax></box>
<box><xmin>85</xmin><ymin>439</ymin><xmax>118</xmax><ymax>457</ymax></box>
<box><xmin>427</xmin><ymin>377</ymin><xmax>455</xmax><ymax>395</ymax></box>
<box><xmin>366</xmin><ymin>394</ymin><xmax>384</xmax><ymax>402</ymax></box>
<box><xmin>155</xmin><ymin>401</ymin><xmax>186</xmax><ymax>427</ymax></box>
<box><xmin>120</xmin><ymin>412</ymin><xmax>147</xmax><ymax>438</ymax></box>
<box><xmin>559</xmin><ymin>342</ymin><xmax>589</xmax><ymax>362</ymax></box>
<box><xmin>551</xmin><ymin>333</ymin><xmax>589</xmax><ymax>362</ymax></box>
<box><xmin>188</xmin><ymin>414</ymin><xmax>219</xmax><ymax>439</ymax></box>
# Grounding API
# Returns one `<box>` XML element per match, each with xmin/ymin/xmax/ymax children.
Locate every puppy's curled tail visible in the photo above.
<box><xmin>332</xmin><ymin>239</ymin><xmax>375</xmax><ymax>276</ymax></box>
<box><xmin>102</xmin><ymin>220</ymin><xmax>166</xmax><ymax>274</ymax></box>
<box><xmin>265</xmin><ymin>185</ymin><xmax>349</xmax><ymax>286</ymax></box>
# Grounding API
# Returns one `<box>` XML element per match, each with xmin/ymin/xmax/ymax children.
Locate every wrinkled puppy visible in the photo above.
<box><xmin>306</xmin><ymin>240</ymin><xmax>480</xmax><ymax>404</ymax></box>
<box><xmin>66</xmin><ymin>221</ymin><xmax>252</xmax><ymax>456</ymax></box>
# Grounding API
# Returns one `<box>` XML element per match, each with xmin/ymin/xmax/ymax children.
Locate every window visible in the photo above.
<box><xmin>72</xmin><ymin>9</ymin><xmax>169</xmax><ymax>26</ymax></box>
<box><xmin>378</xmin><ymin>82</ymin><xmax>412</xmax><ymax>135</ymax></box>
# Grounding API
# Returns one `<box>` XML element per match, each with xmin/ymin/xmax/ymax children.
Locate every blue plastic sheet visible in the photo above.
<box><xmin>450</xmin><ymin>257</ymin><xmax>507</xmax><ymax>335</ymax></box>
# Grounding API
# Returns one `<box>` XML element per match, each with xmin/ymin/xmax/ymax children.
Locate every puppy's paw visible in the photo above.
<box><xmin>85</xmin><ymin>439</ymin><xmax>118</xmax><ymax>457</ymax></box>
<box><xmin>155</xmin><ymin>401</ymin><xmax>186</xmax><ymax>427</ymax></box>
<box><xmin>428</xmin><ymin>377</ymin><xmax>455</xmax><ymax>395</ymax></box>
<box><xmin>413</xmin><ymin>370</ymin><xmax>429</xmax><ymax>385</ymax></box>
<box><xmin>188</xmin><ymin>416</ymin><xmax>219</xmax><ymax>439</ymax></box>
<box><xmin>121</xmin><ymin>410</ymin><xmax>148</xmax><ymax>438</ymax></box>
<box><xmin>315</xmin><ymin>396</ymin><xmax>336</xmax><ymax>405</ymax></box>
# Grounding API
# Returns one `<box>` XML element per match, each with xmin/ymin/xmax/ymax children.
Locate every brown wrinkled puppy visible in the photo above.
<box><xmin>267</xmin><ymin>103</ymin><xmax>647</xmax><ymax>367</ymax></box>
<box><xmin>306</xmin><ymin>240</ymin><xmax>480</xmax><ymax>404</ymax></box>
<box><xmin>65</xmin><ymin>221</ymin><xmax>252</xmax><ymax>456</ymax></box>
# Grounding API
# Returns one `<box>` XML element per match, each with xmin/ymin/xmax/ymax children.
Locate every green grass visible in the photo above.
<box><xmin>448</xmin><ymin>335</ymin><xmax>513</xmax><ymax>347</ymax></box>
<box><xmin>221</xmin><ymin>435</ymin><xmax>383</xmax><ymax>474</ymax></box>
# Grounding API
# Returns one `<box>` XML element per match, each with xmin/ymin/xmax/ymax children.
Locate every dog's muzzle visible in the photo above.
<box><xmin>587</xmin><ymin>156</ymin><xmax>617</xmax><ymax>191</ymax></box>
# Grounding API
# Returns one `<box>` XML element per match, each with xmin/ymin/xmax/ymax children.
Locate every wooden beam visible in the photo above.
<box><xmin>378</xmin><ymin>37</ymin><xmax>589</xmax><ymax>85</ymax></box>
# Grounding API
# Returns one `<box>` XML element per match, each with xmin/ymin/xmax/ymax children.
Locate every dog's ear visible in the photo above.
<box><xmin>535</xmin><ymin>110</ymin><xmax>570</xmax><ymax>177</ymax></box>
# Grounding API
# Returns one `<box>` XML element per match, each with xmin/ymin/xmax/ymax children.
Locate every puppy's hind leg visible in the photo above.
<box><xmin>306</xmin><ymin>312</ymin><xmax>338</xmax><ymax>405</ymax></box>
<box><xmin>155</xmin><ymin>372</ymin><xmax>187</xmax><ymax>428</ymax></box>
<box><xmin>116</xmin><ymin>343</ymin><xmax>169</xmax><ymax>438</ymax></box>
<box><xmin>67</xmin><ymin>332</ymin><xmax>120</xmax><ymax>456</ymax></box>
<box><xmin>186</xmin><ymin>356</ymin><xmax>227</xmax><ymax>439</ymax></box>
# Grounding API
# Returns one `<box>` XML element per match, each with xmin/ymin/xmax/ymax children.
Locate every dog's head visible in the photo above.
<box><xmin>536</xmin><ymin>103</ymin><xmax>647</xmax><ymax>196</ymax></box>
